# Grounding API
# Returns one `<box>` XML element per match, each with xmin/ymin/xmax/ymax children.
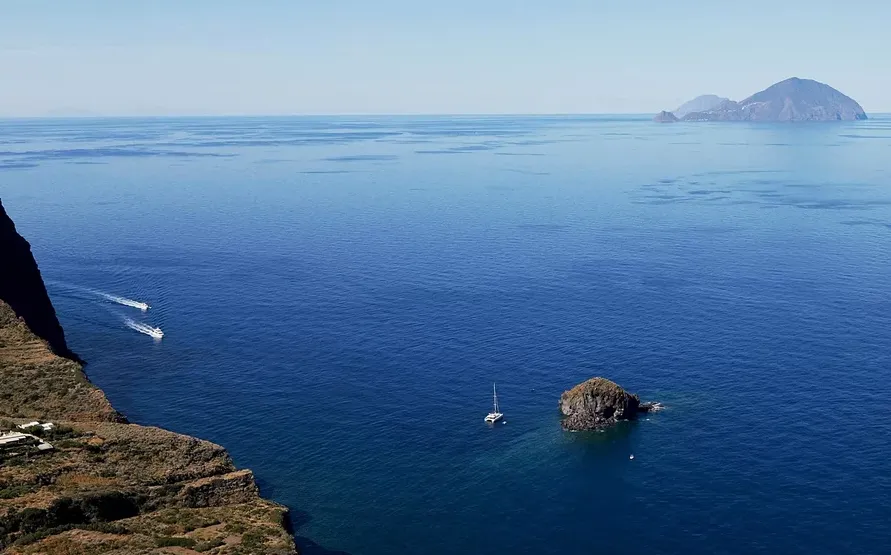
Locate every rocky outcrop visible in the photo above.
<box><xmin>653</xmin><ymin>111</ymin><xmax>679</xmax><ymax>123</ymax></box>
<box><xmin>0</xmin><ymin>200</ymin><xmax>296</xmax><ymax>553</ymax></box>
<box><xmin>659</xmin><ymin>78</ymin><xmax>867</xmax><ymax>122</ymax></box>
<box><xmin>178</xmin><ymin>470</ymin><xmax>260</xmax><ymax>508</ymax></box>
<box><xmin>0</xmin><ymin>199</ymin><xmax>77</xmax><ymax>361</ymax></box>
<box><xmin>559</xmin><ymin>377</ymin><xmax>658</xmax><ymax>431</ymax></box>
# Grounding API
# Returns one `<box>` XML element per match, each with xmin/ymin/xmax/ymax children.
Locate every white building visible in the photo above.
<box><xmin>17</xmin><ymin>421</ymin><xmax>55</xmax><ymax>432</ymax></box>
<box><xmin>0</xmin><ymin>431</ymin><xmax>31</xmax><ymax>446</ymax></box>
<box><xmin>0</xmin><ymin>430</ymin><xmax>54</xmax><ymax>452</ymax></box>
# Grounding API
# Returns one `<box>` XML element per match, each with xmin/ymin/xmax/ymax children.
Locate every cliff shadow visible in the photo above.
<box><xmin>285</xmin><ymin>510</ymin><xmax>353</xmax><ymax>555</ymax></box>
<box><xmin>0</xmin><ymin>198</ymin><xmax>82</xmax><ymax>363</ymax></box>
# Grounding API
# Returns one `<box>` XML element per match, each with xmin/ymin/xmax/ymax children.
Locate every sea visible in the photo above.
<box><xmin>2</xmin><ymin>115</ymin><xmax>890</xmax><ymax>554</ymax></box>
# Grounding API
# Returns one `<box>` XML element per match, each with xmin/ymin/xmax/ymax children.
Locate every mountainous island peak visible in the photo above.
<box><xmin>655</xmin><ymin>78</ymin><xmax>867</xmax><ymax>122</ymax></box>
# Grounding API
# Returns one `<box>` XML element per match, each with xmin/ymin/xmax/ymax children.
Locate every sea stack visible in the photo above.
<box><xmin>559</xmin><ymin>377</ymin><xmax>658</xmax><ymax>431</ymax></box>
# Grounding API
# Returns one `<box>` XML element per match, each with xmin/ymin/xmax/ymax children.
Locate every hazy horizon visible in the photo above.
<box><xmin>2</xmin><ymin>0</ymin><xmax>889</xmax><ymax>117</ymax></box>
<box><xmin>3</xmin><ymin>110</ymin><xmax>891</xmax><ymax>120</ymax></box>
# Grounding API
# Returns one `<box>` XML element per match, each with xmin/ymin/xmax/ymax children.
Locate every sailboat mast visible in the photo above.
<box><xmin>493</xmin><ymin>382</ymin><xmax>499</xmax><ymax>413</ymax></box>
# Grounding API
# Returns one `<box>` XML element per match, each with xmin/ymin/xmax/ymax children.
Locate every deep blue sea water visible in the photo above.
<box><xmin>2</xmin><ymin>115</ymin><xmax>891</xmax><ymax>554</ymax></box>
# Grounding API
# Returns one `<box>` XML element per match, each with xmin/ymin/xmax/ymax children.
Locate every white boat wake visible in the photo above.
<box><xmin>47</xmin><ymin>281</ymin><xmax>150</xmax><ymax>311</ymax></box>
<box><xmin>124</xmin><ymin>318</ymin><xmax>164</xmax><ymax>339</ymax></box>
<box><xmin>99</xmin><ymin>293</ymin><xmax>149</xmax><ymax>311</ymax></box>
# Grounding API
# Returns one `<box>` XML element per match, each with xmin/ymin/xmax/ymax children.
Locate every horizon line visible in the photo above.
<box><xmin>0</xmin><ymin>112</ymin><xmax>657</xmax><ymax>119</ymax></box>
<box><xmin>1</xmin><ymin>111</ymin><xmax>888</xmax><ymax>120</ymax></box>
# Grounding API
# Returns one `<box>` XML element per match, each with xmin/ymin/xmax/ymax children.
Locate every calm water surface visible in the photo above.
<box><xmin>2</xmin><ymin>115</ymin><xmax>890</xmax><ymax>554</ymax></box>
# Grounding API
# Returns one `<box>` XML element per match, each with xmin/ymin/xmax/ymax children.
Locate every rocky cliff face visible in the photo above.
<box><xmin>0</xmin><ymin>200</ymin><xmax>296</xmax><ymax>554</ymax></box>
<box><xmin>559</xmin><ymin>377</ymin><xmax>656</xmax><ymax>431</ymax></box>
<box><xmin>659</xmin><ymin>78</ymin><xmax>867</xmax><ymax>122</ymax></box>
<box><xmin>0</xmin><ymin>199</ymin><xmax>77</xmax><ymax>361</ymax></box>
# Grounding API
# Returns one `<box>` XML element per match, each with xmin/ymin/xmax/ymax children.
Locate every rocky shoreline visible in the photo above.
<box><xmin>0</xmin><ymin>198</ymin><xmax>296</xmax><ymax>554</ymax></box>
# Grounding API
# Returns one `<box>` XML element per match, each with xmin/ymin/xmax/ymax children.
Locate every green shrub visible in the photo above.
<box><xmin>195</xmin><ymin>537</ymin><xmax>225</xmax><ymax>552</ymax></box>
<box><xmin>11</xmin><ymin>524</ymin><xmax>75</xmax><ymax>546</ymax></box>
<box><xmin>240</xmin><ymin>528</ymin><xmax>272</xmax><ymax>549</ymax></box>
<box><xmin>155</xmin><ymin>536</ymin><xmax>197</xmax><ymax>548</ymax></box>
<box><xmin>54</xmin><ymin>439</ymin><xmax>82</xmax><ymax>449</ymax></box>
<box><xmin>0</xmin><ymin>484</ymin><xmax>35</xmax><ymax>499</ymax></box>
<box><xmin>82</xmin><ymin>521</ymin><xmax>131</xmax><ymax>535</ymax></box>
<box><xmin>225</xmin><ymin>522</ymin><xmax>246</xmax><ymax>534</ymax></box>
<box><xmin>41</xmin><ymin>425</ymin><xmax>76</xmax><ymax>440</ymax></box>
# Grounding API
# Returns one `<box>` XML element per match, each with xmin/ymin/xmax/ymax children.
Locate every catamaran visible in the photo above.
<box><xmin>484</xmin><ymin>383</ymin><xmax>503</xmax><ymax>424</ymax></box>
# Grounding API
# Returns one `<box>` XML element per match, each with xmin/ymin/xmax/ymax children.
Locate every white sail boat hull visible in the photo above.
<box><xmin>484</xmin><ymin>412</ymin><xmax>503</xmax><ymax>423</ymax></box>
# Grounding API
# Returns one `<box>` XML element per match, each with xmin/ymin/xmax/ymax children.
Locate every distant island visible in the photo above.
<box><xmin>654</xmin><ymin>77</ymin><xmax>867</xmax><ymax>122</ymax></box>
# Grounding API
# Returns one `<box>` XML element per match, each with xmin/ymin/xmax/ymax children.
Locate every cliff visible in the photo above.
<box><xmin>0</xmin><ymin>201</ymin><xmax>77</xmax><ymax>362</ymax></box>
<box><xmin>0</xmin><ymin>199</ymin><xmax>296</xmax><ymax>554</ymax></box>
<box><xmin>559</xmin><ymin>377</ymin><xmax>657</xmax><ymax>431</ymax></box>
<box><xmin>660</xmin><ymin>78</ymin><xmax>867</xmax><ymax>122</ymax></box>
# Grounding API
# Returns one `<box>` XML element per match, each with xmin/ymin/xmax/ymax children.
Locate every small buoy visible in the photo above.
<box><xmin>629</xmin><ymin>454</ymin><xmax>635</xmax><ymax>460</ymax></box>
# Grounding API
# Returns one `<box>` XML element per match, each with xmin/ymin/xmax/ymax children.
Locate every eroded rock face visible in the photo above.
<box><xmin>178</xmin><ymin>469</ymin><xmax>260</xmax><ymax>508</ymax></box>
<box><xmin>559</xmin><ymin>377</ymin><xmax>654</xmax><ymax>431</ymax></box>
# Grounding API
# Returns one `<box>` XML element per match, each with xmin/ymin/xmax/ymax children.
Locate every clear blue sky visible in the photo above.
<box><xmin>1</xmin><ymin>0</ymin><xmax>888</xmax><ymax>116</ymax></box>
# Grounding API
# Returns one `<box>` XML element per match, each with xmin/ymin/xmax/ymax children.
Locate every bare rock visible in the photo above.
<box><xmin>559</xmin><ymin>377</ymin><xmax>654</xmax><ymax>431</ymax></box>
<box><xmin>178</xmin><ymin>469</ymin><xmax>259</xmax><ymax>508</ymax></box>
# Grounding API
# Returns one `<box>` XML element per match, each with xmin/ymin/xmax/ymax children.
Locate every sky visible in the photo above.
<box><xmin>1</xmin><ymin>0</ymin><xmax>889</xmax><ymax>116</ymax></box>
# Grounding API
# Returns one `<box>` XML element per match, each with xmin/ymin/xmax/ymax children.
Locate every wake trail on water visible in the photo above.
<box><xmin>47</xmin><ymin>281</ymin><xmax>150</xmax><ymax>311</ymax></box>
<box><xmin>98</xmin><ymin>292</ymin><xmax>150</xmax><ymax>311</ymax></box>
<box><xmin>123</xmin><ymin>318</ymin><xmax>164</xmax><ymax>339</ymax></box>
